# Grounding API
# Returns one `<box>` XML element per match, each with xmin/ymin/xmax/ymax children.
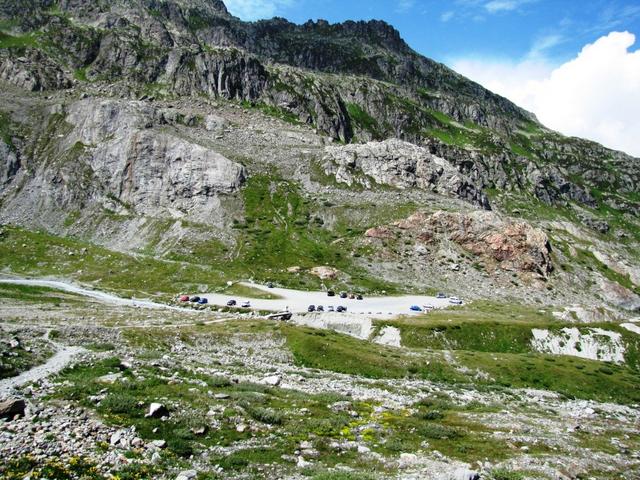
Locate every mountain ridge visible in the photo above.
<box><xmin>0</xmin><ymin>0</ymin><xmax>639</xmax><ymax>312</ymax></box>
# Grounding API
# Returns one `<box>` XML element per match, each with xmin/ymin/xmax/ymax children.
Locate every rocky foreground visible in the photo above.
<box><xmin>1</xmin><ymin>289</ymin><xmax>640</xmax><ymax>480</ymax></box>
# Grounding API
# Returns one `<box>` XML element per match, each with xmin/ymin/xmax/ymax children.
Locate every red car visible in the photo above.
<box><xmin>179</xmin><ymin>295</ymin><xmax>190</xmax><ymax>302</ymax></box>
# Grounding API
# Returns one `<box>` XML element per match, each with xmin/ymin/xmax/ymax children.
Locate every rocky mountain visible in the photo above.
<box><xmin>0</xmin><ymin>0</ymin><xmax>639</xmax><ymax>311</ymax></box>
<box><xmin>2</xmin><ymin>2</ymin><xmax>640</xmax><ymax>480</ymax></box>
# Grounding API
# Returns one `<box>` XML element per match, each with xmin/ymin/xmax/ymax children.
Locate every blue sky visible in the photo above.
<box><xmin>224</xmin><ymin>0</ymin><xmax>640</xmax><ymax>156</ymax></box>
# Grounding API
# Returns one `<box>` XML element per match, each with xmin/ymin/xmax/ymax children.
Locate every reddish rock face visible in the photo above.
<box><xmin>386</xmin><ymin>210</ymin><xmax>553</xmax><ymax>277</ymax></box>
<box><xmin>365</xmin><ymin>226</ymin><xmax>395</xmax><ymax>240</ymax></box>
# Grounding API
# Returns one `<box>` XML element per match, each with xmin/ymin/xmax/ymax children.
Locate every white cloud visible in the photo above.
<box><xmin>451</xmin><ymin>31</ymin><xmax>640</xmax><ymax>157</ymax></box>
<box><xmin>484</xmin><ymin>1</ymin><xmax>519</xmax><ymax>13</ymax></box>
<box><xmin>440</xmin><ymin>10</ymin><xmax>455</xmax><ymax>22</ymax></box>
<box><xmin>224</xmin><ymin>0</ymin><xmax>294</xmax><ymax>21</ymax></box>
<box><xmin>397</xmin><ymin>0</ymin><xmax>416</xmax><ymax>13</ymax></box>
<box><xmin>484</xmin><ymin>0</ymin><xmax>536</xmax><ymax>13</ymax></box>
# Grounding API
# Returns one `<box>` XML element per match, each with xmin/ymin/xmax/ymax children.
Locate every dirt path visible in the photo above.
<box><xmin>0</xmin><ymin>342</ymin><xmax>86</xmax><ymax>396</ymax></box>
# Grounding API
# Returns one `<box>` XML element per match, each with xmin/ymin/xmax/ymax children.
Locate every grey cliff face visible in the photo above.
<box><xmin>1</xmin><ymin>98</ymin><xmax>246</xmax><ymax>229</ymax></box>
<box><xmin>65</xmin><ymin>98</ymin><xmax>247</xmax><ymax>218</ymax></box>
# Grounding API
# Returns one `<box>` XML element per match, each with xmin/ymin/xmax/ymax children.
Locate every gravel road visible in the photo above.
<box><xmin>0</xmin><ymin>278</ymin><xmax>179</xmax><ymax>310</ymax></box>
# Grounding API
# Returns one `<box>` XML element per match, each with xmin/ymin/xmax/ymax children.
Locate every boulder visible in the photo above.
<box><xmin>261</xmin><ymin>375</ymin><xmax>282</xmax><ymax>387</ymax></box>
<box><xmin>204</xmin><ymin>114</ymin><xmax>227</xmax><ymax>132</ymax></box>
<box><xmin>175</xmin><ymin>470</ymin><xmax>198</xmax><ymax>480</ymax></box>
<box><xmin>0</xmin><ymin>397</ymin><xmax>26</xmax><ymax>420</ymax></box>
<box><xmin>450</xmin><ymin>468</ymin><xmax>480</xmax><ymax>480</ymax></box>
<box><xmin>310</xmin><ymin>266</ymin><xmax>340</xmax><ymax>280</ymax></box>
<box><xmin>150</xmin><ymin>439</ymin><xmax>167</xmax><ymax>449</ymax></box>
<box><xmin>97</xmin><ymin>372</ymin><xmax>123</xmax><ymax>384</ymax></box>
<box><xmin>191</xmin><ymin>425</ymin><xmax>208</xmax><ymax>435</ymax></box>
<box><xmin>398</xmin><ymin>452</ymin><xmax>419</xmax><ymax>469</ymax></box>
<box><xmin>145</xmin><ymin>403</ymin><xmax>169</xmax><ymax>418</ymax></box>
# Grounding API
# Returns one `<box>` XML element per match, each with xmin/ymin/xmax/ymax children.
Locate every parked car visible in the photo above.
<box><xmin>267</xmin><ymin>282</ymin><xmax>274</xmax><ymax>288</ymax></box>
<box><xmin>436</xmin><ymin>293</ymin><xmax>447</xmax><ymax>299</ymax></box>
<box><xmin>241</xmin><ymin>301</ymin><xmax>251</xmax><ymax>308</ymax></box>
<box><xmin>317</xmin><ymin>305</ymin><xmax>324</xmax><ymax>312</ymax></box>
<box><xmin>356</xmin><ymin>294</ymin><xmax>363</xmax><ymax>300</ymax></box>
<box><xmin>339</xmin><ymin>292</ymin><xmax>348</xmax><ymax>299</ymax></box>
<box><xmin>179</xmin><ymin>295</ymin><xmax>190</xmax><ymax>302</ymax></box>
<box><xmin>327</xmin><ymin>306</ymin><xmax>335</xmax><ymax>312</ymax></box>
<box><xmin>197</xmin><ymin>298</ymin><xmax>208</xmax><ymax>305</ymax></box>
<box><xmin>336</xmin><ymin>306</ymin><xmax>345</xmax><ymax>313</ymax></box>
<box><xmin>327</xmin><ymin>290</ymin><xmax>336</xmax><ymax>297</ymax></box>
<box><xmin>227</xmin><ymin>299</ymin><xmax>237</xmax><ymax>306</ymax></box>
<box><xmin>449</xmin><ymin>297</ymin><xmax>463</xmax><ymax>305</ymax></box>
<box><xmin>423</xmin><ymin>305</ymin><xmax>434</xmax><ymax>311</ymax></box>
<box><xmin>308</xmin><ymin>305</ymin><xmax>316</xmax><ymax>312</ymax></box>
<box><xmin>410</xmin><ymin>305</ymin><xmax>422</xmax><ymax>312</ymax></box>
<box><xmin>349</xmin><ymin>294</ymin><xmax>355</xmax><ymax>299</ymax></box>
<box><xmin>189</xmin><ymin>296</ymin><xmax>200</xmax><ymax>303</ymax></box>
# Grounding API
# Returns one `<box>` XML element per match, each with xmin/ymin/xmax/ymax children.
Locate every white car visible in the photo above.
<box><xmin>423</xmin><ymin>305</ymin><xmax>435</xmax><ymax>311</ymax></box>
<box><xmin>449</xmin><ymin>297</ymin><xmax>463</xmax><ymax>305</ymax></box>
<box><xmin>241</xmin><ymin>301</ymin><xmax>251</xmax><ymax>308</ymax></box>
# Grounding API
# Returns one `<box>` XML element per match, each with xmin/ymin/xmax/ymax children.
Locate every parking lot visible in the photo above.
<box><xmin>200</xmin><ymin>282</ymin><xmax>457</xmax><ymax>317</ymax></box>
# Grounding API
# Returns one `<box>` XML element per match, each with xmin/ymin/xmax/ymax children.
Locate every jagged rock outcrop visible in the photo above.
<box><xmin>323</xmin><ymin>139</ymin><xmax>490</xmax><ymax>209</ymax></box>
<box><xmin>0</xmin><ymin>141</ymin><xmax>20</xmax><ymax>186</ymax></box>
<box><xmin>529</xmin><ymin>168</ymin><xmax>596</xmax><ymax>207</ymax></box>
<box><xmin>0</xmin><ymin>50</ymin><xmax>72</xmax><ymax>91</ymax></box>
<box><xmin>381</xmin><ymin>210</ymin><xmax>553</xmax><ymax>278</ymax></box>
